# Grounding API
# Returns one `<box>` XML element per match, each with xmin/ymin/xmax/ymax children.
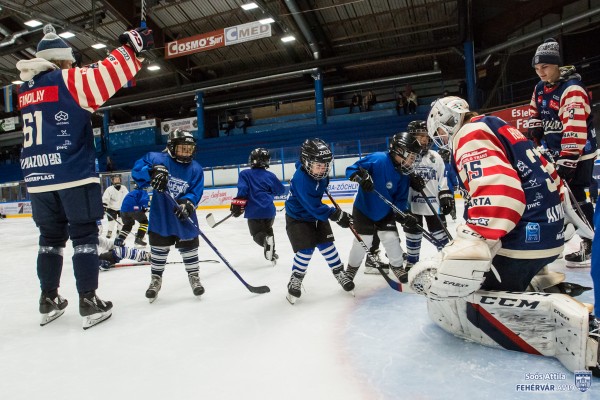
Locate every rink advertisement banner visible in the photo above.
<box><xmin>160</xmin><ymin>117</ymin><xmax>199</xmax><ymax>135</ymax></box>
<box><xmin>490</xmin><ymin>104</ymin><xmax>531</xmax><ymax>132</ymax></box>
<box><xmin>108</xmin><ymin>119</ymin><xmax>157</xmax><ymax>134</ymax></box>
<box><xmin>197</xmin><ymin>180</ymin><xmax>358</xmax><ymax>209</ymax></box>
<box><xmin>224</xmin><ymin>21</ymin><xmax>271</xmax><ymax>45</ymax></box>
<box><xmin>0</xmin><ymin>202</ymin><xmax>32</xmax><ymax>216</ymax></box>
<box><xmin>165</xmin><ymin>30</ymin><xmax>225</xmax><ymax>59</ymax></box>
<box><xmin>93</xmin><ymin>127</ymin><xmax>102</xmax><ymax>137</ymax></box>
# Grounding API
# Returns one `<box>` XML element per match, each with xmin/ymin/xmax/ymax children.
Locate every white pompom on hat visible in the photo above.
<box><xmin>531</xmin><ymin>38</ymin><xmax>561</xmax><ymax>67</ymax></box>
<box><xmin>35</xmin><ymin>24</ymin><xmax>75</xmax><ymax>62</ymax></box>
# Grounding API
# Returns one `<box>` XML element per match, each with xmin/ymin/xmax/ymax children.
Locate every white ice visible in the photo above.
<box><xmin>0</xmin><ymin>200</ymin><xmax>597</xmax><ymax>399</ymax></box>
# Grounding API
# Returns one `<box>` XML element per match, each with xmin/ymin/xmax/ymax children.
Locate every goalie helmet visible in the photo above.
<box><xmin>407</xmin><ymin>120</ymin><xmax>431</xmax><ymax>155</ymax></box>
<box><xmin>427</xmin><ymin>96</ymin><xmax>470</xmax><ymax>150</ymax></box>
<box><xmin>300</xmin><ymin>138</ymin><xmax>333</xmax><ymax>180</ymax></box>
<box><xmin>249</xmin><ymin>148</ymin><xmax>270</xmax><ymax>169</ymax></box>
<box><xmin>389</xmin><ymin>131</ymin><xmax>422</xmax><ymax>174</ymax></box>
<box><xmin>167</xmin><ymin>129</ymin><xmax>196</xmax><ymax>163</ymax></box>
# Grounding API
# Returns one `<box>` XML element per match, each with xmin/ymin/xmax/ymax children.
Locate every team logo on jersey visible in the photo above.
<box><xmin>55</xmin><ymin>111</ymin><xmax>69</xmax><ymax>123</ymax></box>
<box><xmin>574</xmin><ymin>371</ymin><xmax>592</xmax><ymax>392</ymax></box>
<box><xmin>167</xmin><ymin>176</ymin><xmax>190</xmax><ymax>198</ymax></box>
<box><xmin>516</xmin><ymin>161</ymin><xmax>532</xmax><ymax>177</ymax></box>
<box><xmin>523</xmin><ymin>178</ymin><xmax>541</xmax><ymax>190</ymax></box>
<box><xmin>525</xmin><ymin>223</ymin><xmax>540</xmax><ymax>242</ymax></box>
<box><xmin>386</xmin><ymin>181</ymin><xmax>393</xmax><ymax>190</ymax></box>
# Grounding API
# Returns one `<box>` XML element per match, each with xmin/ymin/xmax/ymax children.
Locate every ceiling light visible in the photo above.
<box><xmin>11</xmin><ymin>80</ymin><xmax>24</xmax><ymax>85</ymax></box>
<box><xmin>259</xmin><ymin>18</ymin><xmax>275</xmax><ymax>24</ymax></box>
<box><xmin>147</xmin><ymin>65</ymin><xmax>161</xmax><ymax>71</ymax></box>
<box><xmin>92</xmin><ymin>43</ymin><xmax>106</xmax><ymax>49</ymax></box>
<box><xmin>281</xmin><ymin>35</ymin><xmax>296</xmax><ymax>43</ymax></box>
<box><xmin>59</xmin><ymin>31</ymin><xmax>75</xmax><ymax>38</ymax></box>
<box><xmin>241</xmin><ymin>3</ymin><xmax>259</xmax><ymax>10</ymax></box>
<box><xmin>24</xmin><ymin>20</ymin><xmax>43</xmax><ymax>27</ymax></box>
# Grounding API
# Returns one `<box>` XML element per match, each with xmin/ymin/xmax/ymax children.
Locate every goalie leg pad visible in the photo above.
<box><xmin>426</xmin><ymin>291</ymin><xmax>595</xmax><ymax>372</ymax></box>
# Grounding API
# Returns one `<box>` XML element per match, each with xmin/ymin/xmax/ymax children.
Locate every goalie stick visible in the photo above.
<box><xmin>206</xmin><ymin>212</ymin><xmax>233</xmax><ymax>228</ymax></box>
<box><xmin>165</xmin><ymin>193</ymin><xmax>270</xmax><ymax>294</ymax></box>
<box><xmin>326</xmin><ymin>191</ymin><xmax>402</xmax><ymax>292</ymax></box>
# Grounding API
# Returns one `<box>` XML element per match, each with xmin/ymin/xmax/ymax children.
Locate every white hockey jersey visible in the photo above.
<box><xmin>102</xmin><ymin>185</ymin><xmax>129</xmax><ymax>211</ymax></box>
<box><xmin>409</xmin><ymin>150</ymin><xmax>448</xmax><ymax>215</ymax></box>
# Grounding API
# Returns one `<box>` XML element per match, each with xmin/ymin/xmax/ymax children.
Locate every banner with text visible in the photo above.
<box><xmin>490</xmin><ymin>104</ymin><xmax>531</xmax><ymax>133</ymax></box>
<box><xmin>160</xmin><ymin>117</ymin><xmax>199</xmax><ymax>135</ymax></box>
<box><xmin>108</xmin><ymin>119</ymin><xmax>157</xmax><ymax>134</ymax></box>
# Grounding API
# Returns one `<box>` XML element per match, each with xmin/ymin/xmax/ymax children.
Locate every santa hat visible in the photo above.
<box><xmin>531</xmin><ymin>38</ymin><xmax>561</xmax><ymax>67</ymax></box>
<box><xmin>36</xmin><ymin>24</ymin><xmax>75</xmax><ymax>62</ymax></box>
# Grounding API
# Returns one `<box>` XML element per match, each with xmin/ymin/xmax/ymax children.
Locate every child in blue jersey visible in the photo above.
<box><xmin>345</xmin><ymin>131</ymin><xmax>421</xmax><ymax>283</ymax></box>
<box><xmin>16</xmin><ymin>24</ymin><xmax>153</xmax><ymax>329</ymax></box>
<box><xmin>230</xmin><ymin>148</ymin><xmax>286</xmax><ymax>264</ymax></box>
<box><xmin>284</xmin><ymin>138</ymin><xmax>355</xmax><ymax>304</ymax></box>
<box><xmin>131</xmin><ymin>129</ymin><xmax>205</xmax><ymax>303</ymax></box>
<box><xmin>114</xmin><ymin>185</ymin><xmax>150</xmax><ymax>247</ymax></box>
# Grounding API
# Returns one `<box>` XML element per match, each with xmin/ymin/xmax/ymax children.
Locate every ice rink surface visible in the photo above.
<box><xmin>0</xmin><ymin>199</ymin><xmax>597</xmax><ymax>399</ymax></box>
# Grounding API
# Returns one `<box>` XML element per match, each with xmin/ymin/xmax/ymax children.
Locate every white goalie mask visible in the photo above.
<box><xmin>426</xmin><ymin>96</ymin><xmax>470</xmax><ymax>150</ymax></box>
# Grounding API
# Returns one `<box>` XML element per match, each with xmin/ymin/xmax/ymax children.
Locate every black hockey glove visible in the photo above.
<box><xmin>555</xmin><ymin>156</ymin><xmax>578</xmax><ymax>183</ymax></box>
<box><xmin>119</xmin><ymin>27</ymin><xmax>154</xmax><ymax>55</ymax></box>
<box><xmin>409</xmin><ymin>173</ymin><xmax>426</xmax><ymax>192</ymax></box>
<box><xmin>395</xmin><ymin>212</ymin><xmax>418</xmax><ymax>230</ymax></box>
<box><xmin>438</xmin><ymin>190</ymin><xmax>454</xmax><ymax>216</ymax></box>
<box><xmin>329</xmin><ymin>208</ymin><xmax>352</xmax><ymax>228</ymax></box>
<box><xmin>174</xmin><ymin>198</ymin><xmax>195</xmax><ymax>221</ymax></box>
<box><xmin>113</xmin><ymin>237</ymin><xmax>125</xmax><ymax>247</ymax></box>
<box><xmin>230</xmin><ymin>197</ymin><xmax>247</xmax><ymax>217</ymax></box>
<box><xmin>349</xmin><ymin>167</ymin><xmax>374</xmax><ymax>192</ymax></box>
<box><xmin>150</xmin><ymin>164</ymin><xmax>169</xmax><ymax>192</ymax></box>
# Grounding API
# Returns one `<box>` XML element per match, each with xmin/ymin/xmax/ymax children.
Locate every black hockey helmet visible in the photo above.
<box><xmin>300</xmin><ymin>138</ymin><xmax>333</xmax><ymax>180</ymax></box>
<box><xmin>249</xmin><ymin>148</ymin><xmax>270</xmax><ymax>169</ymax></box>
<box><xmin>407</xmin><ymin>120</ymin><xmax>431</xmax><ymax>154</ymax></box>
<box><xmin>167</xmin><ymin>129</ymin><xmax>196</xmax><ymax>163</ymax></box>
<box><xmin>110</xmin><ymin>174</ymin><xmax>122</xmax><ymax>185</ymax></box>
<box><xmin>389</xmin><ymin>131</ymin><xmax>422</xmax><ymax>174</ymax></box>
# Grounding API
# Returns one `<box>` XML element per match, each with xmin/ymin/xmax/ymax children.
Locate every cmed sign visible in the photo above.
<box><xmin>224</xmin><ymin>21</ymin><xmax>271</xmax><ymax>45</ymax></box>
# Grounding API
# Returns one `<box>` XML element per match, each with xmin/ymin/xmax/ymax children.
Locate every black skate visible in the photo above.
<box><xmin>332</xmin><ymin>266</ymin><xmax>355</xmax><ymax>295</ymax></box>
<box><xmin>79</xmin><ymin>291</ymin><xmax>112</xmax><ymax>330</ymax></box>
<box><xmin>145</xmin><ymin>274</ymin><xmax>162</xmax><ymax>303</ymax></box>
<box><xmin>364</xmin><ymin>250</ymin><xmax>388</xmax><ymax>274</ymax></box>
<box><xmin>188</xmin><ymin>272</ymin><xmax>205</xmax><ymax>297</ymax></box>
<box><xmin>134</xmin><ymin>236</ymin><xmax>147</xmax><ymax>247</ymax></box>
<box><xmin>39</xmin><ymin>290</ymin><xmax>68</xmax><ymax>326</ymax></box>
<box><xmin>565</xmin><ymin>238</ymin><xmax>591</xmax><ymax>268</ymax></box>
<box><xmin>345</xmin><ymin>265</ymin><xmax>359</xmax><ymax>282</ymax></box>
<box><xmin>391</xmin><ymin>265</ymin><xmax>409</xmax><ymax>283</ymax></box>
<box><xmin>286</xmin><ymin>271</ymin><xmax>305</xmax><ymax>304</ymax></box>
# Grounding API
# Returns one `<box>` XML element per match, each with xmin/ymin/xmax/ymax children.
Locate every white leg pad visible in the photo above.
<box><xmin>427</xmin><ymin>290</ymin><xmax>597</xmax><ymax>372</ymax></box>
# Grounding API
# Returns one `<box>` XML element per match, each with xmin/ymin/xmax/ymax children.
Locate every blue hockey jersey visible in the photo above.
<box><xmin>345</xmin><ymin>152</ymin><xmax>410</xmax><ymax>221</ymax></box>
<box><xmin>236</xmin><ymin>168</ymin><xmax>286</xmax><ymax>219</ymax></box>
<box><xmin>121</xmin><ymin>189</ymin><xmax>150</xmax><ymax>213</ymax></box>
<box><xmin>131</xmin><ymin>151</ymin><xmax>204</xmax><ymax>240</ymax></box>
<box><xmin>285</xmin><ymin>162</ymin><xmax>335</xmax><ymax>222</ymax></box>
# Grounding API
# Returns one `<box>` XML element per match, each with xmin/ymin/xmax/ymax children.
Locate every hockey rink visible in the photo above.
<box><xmin>0</xmin><ymin>199</ymin><xmax>597</xmax><ymax>399</ymax></box>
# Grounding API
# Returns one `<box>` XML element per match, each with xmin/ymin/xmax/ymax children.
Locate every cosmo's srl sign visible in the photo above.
<box><xmin>165</xmin><ymin>21</ymin><xmax>272</xmax><ymax>59</ymax></box>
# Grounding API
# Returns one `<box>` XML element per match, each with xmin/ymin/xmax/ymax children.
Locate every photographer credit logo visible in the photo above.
<box><xmin>574</xmin><ymin>371</ymin><xmax>592</xmax><ymax>393</ymax></box>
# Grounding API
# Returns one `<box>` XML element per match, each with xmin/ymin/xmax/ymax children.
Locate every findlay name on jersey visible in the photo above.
<box><xmin>20</xmin><ymin>153</ymin><xmax>62</xmax><ymax>171</ymax></box>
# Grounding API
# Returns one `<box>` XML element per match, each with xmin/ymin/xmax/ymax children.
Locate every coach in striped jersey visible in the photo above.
<box><xmin>528</xmin><ymin>38</ymin><xmax>596</xmax><ymax>268</ymax></box>
<box><xmin>407</xmin><ymin>96</ymin><xmax>599</xmax><ymax>376</ymax></box>
<box><xmin>16</xmin><ymin>25</ymin><xmax>153</xmax><ymax>329</ymax></box>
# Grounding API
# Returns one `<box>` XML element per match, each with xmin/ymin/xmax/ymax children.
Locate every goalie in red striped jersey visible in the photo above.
<box><xmin>407</xmin><ymin>96</ymin><xmax>598</xmax><ymax>376</ymax></box>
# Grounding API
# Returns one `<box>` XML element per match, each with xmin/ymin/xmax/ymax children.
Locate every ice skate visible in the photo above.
<box><xmin>405</xmin><ymin>262</ymin><xmax>415</xmax><ymax>273</ymax></box>
<box><xmin>188</xmin><ymin>272</ymin><xmax>205</xmax><ymax>296</ymax></box>
<box><xmin>134</xmin><ymin>236</ymin><xmax>147</xmax><ymax>248</ymax></box>
<box><xmin>345</xmin><ymin>265</ymin><xmax>359</xmax><ymax>281</ymax></box>
<box><xmin>79</xmin><ymin>291</ymin><xmax>112</xmax><ymax>330</ymax></box>
<box><xmin>390</xmin><ymin>265</ymin><xmax>408</xmax><ymax>283</ymax></box>
<box><xmin>364</xmin><ymin>249</ymin><xmax>387</xmax><ymax>274</ymax></box>
<box><xmin>39</xmin><ymin>291</ymin><xmax>68</xmax><ymax>326</ymax></box>
<box><xmin>332</xmin><ymin>265</ymin><xmax>355</xmax><ymax>296</ymax></box>
<box><xmin>145</xmin><ymin>274</ymin><xmax>162</xmax><ymax>303</ymax></box>
<box><xmin>565</xmin><ymin>238</ymin><xmax>591</xmax><ymax>268</ymax></box>
<box><xmin>264</xmin><ymin>235</ymin><xmax>275</xmax><ymax>261</ymax></box>
<box><xmin>286</xmin><ymin>271</ymin><xmax>305</xmax><ymax>305</ymax></box>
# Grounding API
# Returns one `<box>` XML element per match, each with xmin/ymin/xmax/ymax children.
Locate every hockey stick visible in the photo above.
<box><xmin>140</xmin><ymin>0</ymin><xmax>146</xmax><ymax>28</ymax></box>
<box><xmin>111</xmin><ymin>259</ymin><xmax>219</xmax><ymax>268</ymax></box>
<box><xmin>206</xmin><ymin>212</ymin><xmax>233</xmax><ymax>228</ymax></box>
<box><xmin>326</xmin><ymin>191</ymin><xmax>402</xmax><ymax>292</ymax></box>
<box><xmin>104</xmin><ymin>210</ymin><xmax>123</xmax><ymax>226</ymax></box>
<box><xmin>418</xmin><ymin>188</ymin><xmax>453</xmax><ymax>241</ymax></box>
<box><xmin>370</xmin><ymin>188</ymin><xmax>444</xmax><ymax>248</ymax></box>
<box><xmin>164</xmin><ymin>193</ymin><xmax>270</xmax><ymax>294</ymax></box>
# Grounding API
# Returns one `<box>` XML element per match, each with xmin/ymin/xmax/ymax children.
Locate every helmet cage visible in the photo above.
<box><xmin>167</xmin><ymin>129</ymin><xmax>196</xmax><ymax>163</ymax></box>
<box><xmin>300</xmin><ymin>139</ymin><xmax>333</xmax><ymax>180</ymax></box>
<box><xmin>249</xmin><ymin>148</ymin><xmax>271</xmax><ymax>168</ymax></box>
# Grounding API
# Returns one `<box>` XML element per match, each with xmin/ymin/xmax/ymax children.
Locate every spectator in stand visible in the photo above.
<box><xmin>364</xmin><ymin>91</ymin><xmax>377</xmax><ymax>111</ymax></box>
<box><xmin>396</xmin><ymin>92</ymin><xmax>407</xmax><ymax>116</ymax></box>
<box><xmin>349</xmin><ymin>92</ymin><xmax>363</xmax><ymax>113</ymax></box>
<box><xmin>225</xmin><ymin>116</ymin><xmax>235</xmax><ymax>136</ymax></box>
<box><xmin>241</xmin><ymin>114</ymin><xmax>252</xmax><ymax>134</ymax></box>
<box><xmin>407</xmin><ymin>89</ymin><xmax>418</xmax><ymax>114</ymax></box>
<box><xmin>106</xmin><ymin>156</ymin><xmax>115</xmax><ymax>172</ymax></box>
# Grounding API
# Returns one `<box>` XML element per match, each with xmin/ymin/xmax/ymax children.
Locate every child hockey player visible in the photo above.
<box><xmin>284</xmin><ymin>138</ymin><xmax>355</xmax><ymax>304</ymax></box>
<box><xmin>230</xmin><ymin>148</ymin><xmax>286</xmax><ymax>265</ymax></box>
<box><xmin>102</xmin><ymin>174</ymin><xmax>128</xmax><ymax>239</ymax></box>
<box><xmin>344</xmin><ymin>131</ymin><xmax>421</xmax><ymax>283</ymax></box>
<box><xmin>403</xmin><ymin>120</ymin><xmax>451</xmax><ymax>271</ymax></box>
<box><xmin>114</xmin><ymin>184</ymin><xmax>150</xmax><ymax>247</ymax></box>
<box><xmin>131</xmin><ymin>129</ymin><xmax>204</xmax><ymax>303</ymax></box>
<box><xmin>98</xmin><ymin>236</ymin><xmax>150</xmax><ymax>270</ymax></box>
